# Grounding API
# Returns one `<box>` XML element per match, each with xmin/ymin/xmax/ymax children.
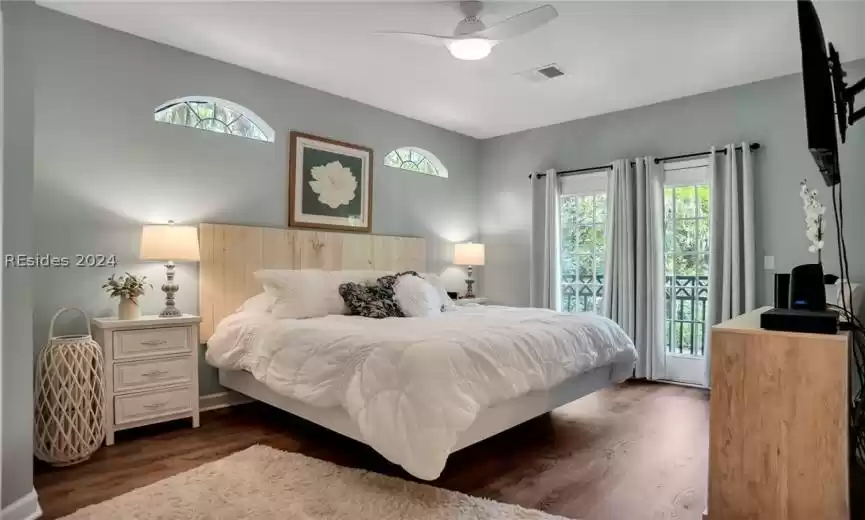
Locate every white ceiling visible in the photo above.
<box><xmin>39</xmin><ymin>1</ymin><xmax>865</xmax><ymax>139</ymax></box>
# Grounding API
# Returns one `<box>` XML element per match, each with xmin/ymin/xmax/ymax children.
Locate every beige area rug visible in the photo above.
<box><xmin>62</xmin><ymin>445</ymin><xmax>570</xmax><ymax>519</ymax></box>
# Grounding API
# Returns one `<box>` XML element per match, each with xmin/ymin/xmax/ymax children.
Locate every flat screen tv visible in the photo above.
<box><xmin>797</xmin><ymin>0</ymin><xmax>842</xmax><ymax>186</ymax></box>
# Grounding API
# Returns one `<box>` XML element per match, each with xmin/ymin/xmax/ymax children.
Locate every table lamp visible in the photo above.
<box><xmin>453</xmin><ymin>242</ymin><xmax>485</xmax><ymax>299</ymax></box>
<box><xmin>140</xmin><ymin>221</ymin><xmax>200</xmax><ymax>317</ymax></box>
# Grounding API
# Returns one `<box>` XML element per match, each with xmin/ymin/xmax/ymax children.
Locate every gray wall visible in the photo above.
<box><xmin>2</xmin><ymin>1</ymin><xmax>35</xmax><ymax>508</ymax></box>
<box><xmin>479</xmin><ymin>59</ymin><xmax>865</xmax><ymax>308</ymax></box>
<box><xmin>29</xmin><ymin>6</ymin><xmax>481</xmax><ymax>395</ymax></box>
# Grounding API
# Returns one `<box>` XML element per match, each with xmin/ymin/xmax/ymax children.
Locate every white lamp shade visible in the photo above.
<box><xmin>140</xmin><ymin>224</ymin><xmax>200</xmax><ymax>262</ymax></box>
<box><xmin>453</xmin><ymin>242</ymin><xmax>485</xmax><ymax>266</ymax></box>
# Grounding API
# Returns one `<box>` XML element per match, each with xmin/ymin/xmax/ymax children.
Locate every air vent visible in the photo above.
<box><xmin>537</xmin><ymin>65</ymin><xmax>565</xmax><ymax>79</ymax></box>
<box><xmin>515</xmin><ymin>63</ymin><xmax>566</xmax><ymax>83</ymax></box>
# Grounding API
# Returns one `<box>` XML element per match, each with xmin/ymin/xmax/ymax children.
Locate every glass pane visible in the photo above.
<box><xmin>672</xmin><ymin>322</ymin><xmax>682</xmax><ymax>353</ymax></box>
<box><xmin>664</xmin><ymin>187</ymin><xmax>674</xmax><ymax>221</ymax></box>
<box><xmin>172</xmin><ymin>104</ymin><xmax>195</xmax><ymax>126</ymax></box>
<box><xmin>697</xmin><ymin>254</ymin><xmax>709</xmax><ymax>277</ymax></box>
<box><xmin>675</xmin><ymin>297</ymin><xmax>693</xmax><ymax>321</ymax></box>
<box><xmin>696</xmin><ymin>184</ymin><xmax>710</xmax><ymax>217</ymax></box>
<box><xmin>561</xmin><ymin>280</ymin><xmax>576</xmax><ymax>313</ymax></box>
<box><xmin>199</xmin><ymin>102</ymin><xmax>216</xmax><ymax>120</ymax></box>
<box><xmin>578</xmin><ymin>225</ymin><xmax>594</xmax><ymax>253</ymax></box>
<box><xmin>247</xmin><ymin>125</ymin><xmax>267</xmax><ymax>141</ymax></box>
<box><xmin>154</xmin><ymin>108</ymin><xmax>172</xmax><ymax>123</ymax></box>
<box><xmin>420</xmin><ymin>159</ymin><xmax>436</xmax><ymax>176</ymax></box>
<box><xmin>593</xmin><ymin>224</ymin><xmax>605</xmax><ymax>251</ymax></box>
<box><xmin>664</xmin><ymin>320</ymin><xmax>672</xmax><ymax>351</ymax></box>
<box><xmin>559</xmin><ymin>197</ymin><xmax>578</xmax><ymax>276</ymax></box>
<box><xmin>697</xmin><ymin>218</ymin><xmax>710</xmax><ymax>252</ymax></box>
<box><xmin>675</xmin><ymin>218</ymin><xmax>697</xmax><ymax>253</ymax></box>
<box><xmin>560</xmin><ymin>245</ymin><xmax>576</xmax><ymax>280</ymax></box>
<box><xmin>681</xmin><ymin>322</ymin><xmax>693</xmax><ymax>354</ymax></box>
<box><xmin>213</xmin><ymin>104</ymin><xmax>230</xmax><ymax>124</ymax></box>
<box><xmin>664</xmin><ymin>219</ymin><xmax>674</xmax><ymax>252</ymax></box>
<box><xmin>595</xmin><ymin>192</ymin><xmax>607</xmax><ymax>222</ymax></box>
<box><xmin>675</xmin><ymin>186</ymin><xmax>696</xmax><ymax>218</ymax></box>
<box><xmin>577</xmin><ymin>196</ymin><xmax>594</xmax><ymax>223</ymax></box>
<box><xmin>229</xmin><ymin>116</ymin><xmax>252</xmax><ymax>137</ymax></box>
<box><xmin>578</xmin><ymin>255</ymin><xmax>593</xmax><ymax>281</ymax></box>
<box><xmin>665</xmin><ymin>253</ymin><xmax>675</xmax><ymax>275</ymax></box>
<box><xmin>198</xmin><ymin>118</ymin><xmax>228</xmax><ymax>133</ymax></box>
<box><xmin>385</xmin><ymin>153</ymin><xmax>400</xmax><ymax>167</ymax></box>
<box><xmin>595</xmin><ymin>255</ymin><xmax>605</xmax><ymax>283</ymax></box>
<box><xmin>221</xmin><ymin>105</ymin><xmax>242</xmax><ymax>125</ymax></box>
<box><xmin>675</xmin><ymin>254</ymin><xmax>697</xmax><ymax>276</ymax></box>
<box><xmin>695</xmin><ymin>323</ymin><xmax>705</xmax><ymax>356</ymax></box>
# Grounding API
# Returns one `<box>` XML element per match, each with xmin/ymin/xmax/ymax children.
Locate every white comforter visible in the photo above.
<box><xmin>206</xmin><ymin>306</ymin><xmax>637</xmax><ymax>480</ymax></box>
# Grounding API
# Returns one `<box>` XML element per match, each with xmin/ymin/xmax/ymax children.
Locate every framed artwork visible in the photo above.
<box><xmin>288</xmin><ymin>131</ymin><xmax>373</xmax><ymax>233</ymax></box>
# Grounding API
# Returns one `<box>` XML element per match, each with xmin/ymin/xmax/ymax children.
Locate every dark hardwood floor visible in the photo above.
<box><xmin>35</xmin><ymin>381</ymin><xmax>709</xmax><ymax>520</ymax></box>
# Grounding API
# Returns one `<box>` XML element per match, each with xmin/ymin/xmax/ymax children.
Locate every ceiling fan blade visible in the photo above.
<box><xmin>374</xmin><ymin>31</ymin><xmax>457</xmax><ymax>46</ymax></box>
<box><xmin>472</xmin><ymin>4</ymin><xmax>558</xmax><ymax>41</ymax></box>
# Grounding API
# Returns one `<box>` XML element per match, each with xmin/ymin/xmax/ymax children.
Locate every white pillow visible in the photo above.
<box><xmin>393</xmin><ymin>274</ymin><xmax>443</xmax><ymax>317</ymax></box>
<box><xmin>255</xmin><ymin>269</ymin><xmax>390</xmax><ymax>319</ymax></box>
<box><xmin>256</xmin><ymin>270</ymin><xmax>331</xmax><ymax>319</ymax></box>
<box><xmin>421</xmin><ymin>273</ymin><xmax>458</xmax><ymax>312</ymax></box>
<box><xmin>235</xmin><ymin>292</ymin><xmax>277</xmax><ymax>313</ymax></box>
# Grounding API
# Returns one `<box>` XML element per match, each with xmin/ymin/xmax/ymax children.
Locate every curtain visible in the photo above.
<box><xmin>603</xmin><ymin>158</ymin><xmax>665</xmax><ymax>379</ymax></box>
<box><xmin>708</xmin><ymin>143</ymin><xmax>756</xmax><ymax>325</ymax></box>
<box><xmin>530</xmin><ymin>169</ymin><xmax>561</xmax><ymax>310</ymax></box>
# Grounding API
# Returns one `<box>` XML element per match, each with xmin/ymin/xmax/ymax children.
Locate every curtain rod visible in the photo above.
<box><xmin>530</xmin><ymin>142</ymin><xmax>761</xmax><ymax>179</ymax></box>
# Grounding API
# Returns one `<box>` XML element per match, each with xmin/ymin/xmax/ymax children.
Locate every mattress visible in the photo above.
<box><xmin>206</xmin><ymin>305</ymin><xmax>637</xmax><ymax>479</ymax></box>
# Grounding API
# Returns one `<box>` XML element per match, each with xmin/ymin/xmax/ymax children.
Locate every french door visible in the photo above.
<box><xmin>661</xmin><ymin>159</ymin><xmax>711</xmax><ymax>387</ymax></box>
<box><xmin>556</xmin><ymin>163</ymin><xmax>712</xmax><ymax>388</ymax></box>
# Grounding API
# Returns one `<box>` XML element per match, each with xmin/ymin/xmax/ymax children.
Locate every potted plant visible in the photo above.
<box><xmin>102</xmin><ymin>273</ymin><xmax>150</xmax><ymax>320</ymax></box>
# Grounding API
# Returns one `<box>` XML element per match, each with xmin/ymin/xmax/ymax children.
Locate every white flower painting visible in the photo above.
<box><xmin>289</xmin><ymin>131</ymin><xmax>373</xmax><ymax>233</ymax></box>
<box><xmin>308</xmin><ymin>161</ymin><xmax>358</xmax><ymax>209</ymax></box>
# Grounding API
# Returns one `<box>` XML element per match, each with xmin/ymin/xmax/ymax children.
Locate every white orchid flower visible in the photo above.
<box><xmin>799</xmin><ymin>180</ymin><xmax>825</xmax><ymax>254</ymax></box>
<box><xmin>309</xmin><ymin>161</ymin><xmax>358</xmax><ymax>209</ymax></box>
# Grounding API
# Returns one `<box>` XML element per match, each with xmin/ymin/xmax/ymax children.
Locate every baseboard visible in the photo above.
<box><xmin>1</xmin><ymin>489</ymin><xmax>42</xmax><ymax>520</ymax></box>
<box><xmin>199</xmin><ymin>390</ymin><xmax>251</xmax><ymax>412</ymax></box>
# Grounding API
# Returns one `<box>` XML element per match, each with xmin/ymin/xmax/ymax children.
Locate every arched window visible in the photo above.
<box><xmin>154</xmin><ymin>96</ymin><xmax>275</xmax><ymax>142</ymax></box>
<box><xmin>384</xmin><ymin>147</ymin><xmax>448</xmax><ymax>178</ymax></box>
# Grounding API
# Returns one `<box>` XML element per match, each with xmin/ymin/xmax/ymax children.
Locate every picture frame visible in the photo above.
<box><xmin>288</xmin><ymin>131</ymin><xmax>373</xmax><ymax>233</ymax></box>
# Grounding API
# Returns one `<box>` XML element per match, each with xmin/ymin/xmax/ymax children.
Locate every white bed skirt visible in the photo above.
<box><xmin>219</xmin><ymin>364</ymin><xmax>617</xmax><ymax>452</ymax></box>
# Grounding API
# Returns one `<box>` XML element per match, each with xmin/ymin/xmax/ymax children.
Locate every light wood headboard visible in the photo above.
<box><xmin>198</xmin><ymin>223</ymin><xmax>426</xmax><ymax>340</ymax></box>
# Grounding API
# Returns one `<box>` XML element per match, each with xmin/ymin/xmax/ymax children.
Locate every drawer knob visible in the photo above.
<box><xmin>142</xmin><ymin>369</ymin><xmax>168</xmax><ymax>378</ymax></box>
<box><xmin>140</xmin><ymin>339</ymin><xmax>168</xmax><ymax>346</ymax></box>
<box><xmin>143</xmin><ymin>401</ymin><xmax>167</xmax><ymax>410</ymax></box>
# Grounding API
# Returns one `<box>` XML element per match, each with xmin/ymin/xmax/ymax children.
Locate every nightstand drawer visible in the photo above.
<box><xmin>113</xmin><ymin>327</ymin><xmax>190</xmax><ymax>360</ymax></box>
<box><xmin>113</xmin><ymin>356</ymin><xmax>193</xmax><ymax>393</ymax></box>
<box><xmin>114</xmin><ymin>386</ymin><xmax>193</xmax><ymax>425</ymax></box>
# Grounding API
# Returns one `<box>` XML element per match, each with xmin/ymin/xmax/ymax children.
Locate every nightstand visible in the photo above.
<box><xmin>91</xmin><ymin>314</ymin><xmax>201</xmax><ymax>445</ymax></box>
<box><xmin>455</xmin><ymin>297</ymin><xmax>488</xmax><ymax>306</ymax></box>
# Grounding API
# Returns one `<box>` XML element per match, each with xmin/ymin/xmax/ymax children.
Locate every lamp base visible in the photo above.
<box><xmin>158</xmin><ymin>306</ymin><xmax>182</xmax><ymax>318</ymax></box>
<box><xmin>464</xmin><ymin>279</ymin><xmax>476</xmax><ymax>299</ymax></box>
<box><xmin>158</xmin><ymin>261</ymin><xmax>182</xmax><ymax>318</ymax></box>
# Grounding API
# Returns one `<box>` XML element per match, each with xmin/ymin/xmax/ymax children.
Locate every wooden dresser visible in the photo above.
<box><xmin>708</xmin><ymin>307</ymin><xmax>849</xmax><ymax>520</ymax></box>
<box><xmin>92</xmin><ymin>314</ymin><xmax>201</xmax><ymax>445</ymax></box>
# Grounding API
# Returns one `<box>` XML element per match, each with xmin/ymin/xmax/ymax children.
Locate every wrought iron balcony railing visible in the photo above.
<box><xmin>561</xmin><ymin>274</ymin><xmax>708</xmax><ymax>357</ymax></box>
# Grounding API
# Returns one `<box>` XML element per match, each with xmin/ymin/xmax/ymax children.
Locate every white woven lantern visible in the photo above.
<box><xmin>35</xmin><ymin>308</ymin><xmax>105</xmax><ymax>466</ymax></box>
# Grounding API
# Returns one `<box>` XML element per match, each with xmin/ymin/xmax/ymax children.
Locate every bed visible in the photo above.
<box><xmin>199</xmin><ymin>224</ymin><xmax>637</xmax><ymax>480</ymax></box>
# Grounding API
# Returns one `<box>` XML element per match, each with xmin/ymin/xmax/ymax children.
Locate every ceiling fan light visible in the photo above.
<box><xmin>447</xmin><ymin>39</ymin><xmax>493</xmax><ymax>60</ymax></box>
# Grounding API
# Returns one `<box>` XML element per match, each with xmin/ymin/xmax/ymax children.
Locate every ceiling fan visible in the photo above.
<box><xmin>377</xmin><ymin>1</ymin><xmax>558</xmax><ymax>61</ymax></box>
